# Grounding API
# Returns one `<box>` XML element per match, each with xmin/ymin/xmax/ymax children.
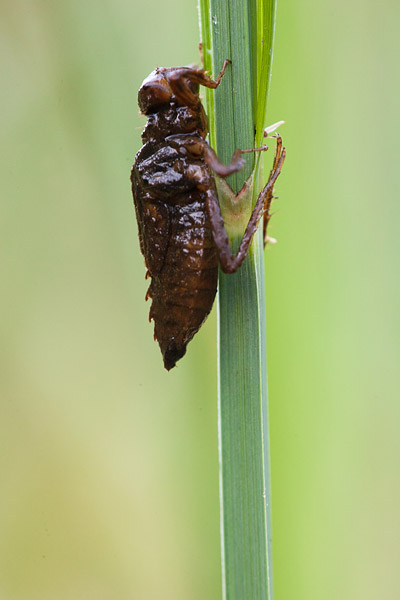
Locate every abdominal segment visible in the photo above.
<box><xmin>147</xmin><ymin>195</ymin><xmax>218</xmax><ymax>370</ymax></box>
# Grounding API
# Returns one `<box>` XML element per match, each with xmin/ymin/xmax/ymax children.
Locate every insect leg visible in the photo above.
<box><xmin>203</xmin><ymin>146</ymin><xmax>245</xmax><ymax>177</ymax></box>
<box><xmin>167</xmin><ymin>61</ymin><xmax>230</xmax><ymax>108</ymax></box>
<box><xmin>212</xmin><ymin>59</ymin><xmax>231</xmax><ymax>86</ymax></box>
<box><xmin>205</xmin><ymin>136</ymin><xmax>286</xmax><ymax>274</ymax></box>
<box><xmin>262</xmin><ymin>134</ymin><xmax>283</xmax><ymax>246</ymax></box>
<box><xmin>203</xmin><ymin>143</ymin><xmax>269</xmax><ymax>178</ymax></box>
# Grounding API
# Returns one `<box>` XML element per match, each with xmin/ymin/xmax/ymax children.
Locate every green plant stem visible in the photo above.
<box><xmin>199</xmin><ymin>0</ymin><xmax>277</xmax><ymax>599</ymax></box>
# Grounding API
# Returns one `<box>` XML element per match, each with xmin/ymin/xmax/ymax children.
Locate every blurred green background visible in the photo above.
<box><xmin>1</xmin><ymin>1</ymin><xmax>399</xmax><ymax>598</ymax></box>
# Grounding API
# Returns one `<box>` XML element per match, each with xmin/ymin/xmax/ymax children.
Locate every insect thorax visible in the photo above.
<box><xmin>141</xmin><ymin>103</ymin><xmax>207</xmax><ymax>144</ymax></box>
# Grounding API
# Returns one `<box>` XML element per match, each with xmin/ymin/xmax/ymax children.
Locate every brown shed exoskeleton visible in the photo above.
<box><xmin>131</xmin><ymin>61</ymin><xmax>285</xmax><ymax>370</ymax></box>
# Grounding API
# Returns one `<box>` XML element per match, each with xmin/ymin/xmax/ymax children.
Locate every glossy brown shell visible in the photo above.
<box><xmin>131</xmin><ymin>69</ymin><xmax>218</xmax><ymax>370</ymax></box>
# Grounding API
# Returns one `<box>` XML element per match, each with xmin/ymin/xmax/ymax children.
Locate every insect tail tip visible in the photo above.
<box><xmin>162</xmin><ymin>341</ymin><xmax>187</xmax><ymax>371</ymax></box>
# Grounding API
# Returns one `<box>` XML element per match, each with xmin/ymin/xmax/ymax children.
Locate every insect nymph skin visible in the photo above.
<box><xmin>131</xmin><ymin>63</ymin><xmax>285</xmax><ymax>371</ymax></box>
<box><xmin>131</xmin><ymin>66</ymin><xmax>224</xmax><ymax>370</ymax></box>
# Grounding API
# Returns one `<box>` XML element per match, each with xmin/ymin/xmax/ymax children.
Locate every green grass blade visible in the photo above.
<box><xmin>255</xmin><ymin>0</ymin><xmax>277</xmax><ymax>146</ymax></box>
<box><xmin>218</xmin><ymin>251</ymin><xmax>273</xmax><ymax>600</ymax></box>
<box><xmin>199</xmin><ymin>1</ymin><xmax>277</xmax><ymax>599</ymax></box>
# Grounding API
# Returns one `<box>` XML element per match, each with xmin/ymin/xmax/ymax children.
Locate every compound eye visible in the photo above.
<box><xmin>138</xmin><ymin>82</ymin><xmax>172</xmax><ymax>114</ymax></box>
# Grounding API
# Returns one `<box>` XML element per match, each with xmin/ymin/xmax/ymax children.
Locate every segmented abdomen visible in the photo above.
<box><xmin>148</xmin><ymin>192</ymin><xmax>217</xmax><ymax>370</ymax></box>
